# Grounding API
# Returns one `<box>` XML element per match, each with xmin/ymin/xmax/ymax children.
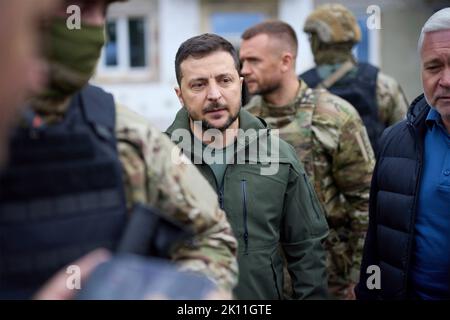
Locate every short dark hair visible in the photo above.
<box><xmin>175</xmin><ymin>33</ymin><xmax>240</xmax><ymax>85</ymax></box>
<box><xmin>241</xmin><ymin>20</ymin><xmax>298</xmax><ymax>57</ymax></box>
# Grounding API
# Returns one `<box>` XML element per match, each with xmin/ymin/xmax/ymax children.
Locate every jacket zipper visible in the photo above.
<box><xmin>241</xmin><ymin>179</ymin><xmax>249</xmax><ymax>255</ymax></box>
<box><xmin>218</xmin><ymin>185</ymin><xmax>225</xmax><ymax>210</ymax></box>
<box><xmin>205</xmin><ymin>164</ymin><xmax>227</xmax><ymax>210</ymax></box>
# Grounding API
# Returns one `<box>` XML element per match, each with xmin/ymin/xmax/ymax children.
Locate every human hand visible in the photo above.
<box><xmin>344</xmin><ymin>283</ymin><xmax>356</xmax><ymax>300</ymax></box>
<box><xmin>33</xmin><ymin>249</ymin><xmax>111</xmax><ymax>300</ymax></box>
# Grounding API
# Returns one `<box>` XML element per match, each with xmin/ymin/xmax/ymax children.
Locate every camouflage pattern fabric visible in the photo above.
<box><xmin>303</xmin><ymin>4</ymin><xmax>360</xmax><ymax>66</ymax></box>
<box><xmin>304</xmin><ymin>3</ymin><xmax>361</xmax><ymax>44</ymax></box>
<box><xmin>377</xmin><ymin>71</ymin><xmax>409</xmax><ymax>126</ymax></box>
<box><xmin>308</xmin><ymin>34</ymin><xmax>355</xmax><ymax>65</ymax></box>
<box><xmin>245</xmin><ymin>80</ymin><xmax>374</xmax><ymax>298</ymax></box>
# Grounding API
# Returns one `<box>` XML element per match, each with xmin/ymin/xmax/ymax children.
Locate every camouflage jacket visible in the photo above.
<box><xmin>245</xmin><ymin>80</ymin><xmax>374</xmax><ymax>287</ymax></box>
<box><xmin>376</xmin><ymin>71</ymin><xmax>408</xmax><ymax>126</ymax></box>
<box><xmin>115</xmin><ymin>104</ymin><xmax>238</xmax><ymax>290</ymax></box>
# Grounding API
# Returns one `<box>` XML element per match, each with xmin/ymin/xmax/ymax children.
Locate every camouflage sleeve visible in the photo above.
<box><xmin>114</xmin><ymin>104</ymin><xmax>238</xmax><ymax>291</ymax></box>
<box><xmin>376</xmin><ymin>72</ymin><xmax>409</xmax><ymax>126</ymax></box>
<box><xmin>315</xmin><ymin>94</ymin><xmax>375</xmax><ymax>283</ymax></box>
<box><xmin>334</xmin><ymin>105</ymin><xmax>374</xmax><ymax>282</ymax></box>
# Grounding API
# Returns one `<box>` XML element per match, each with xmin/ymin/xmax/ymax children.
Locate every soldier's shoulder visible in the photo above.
<box><xmin>377</xmin><ymin>71</ymin><xmax>401</xmax><ymax>86</ymax></box>
<box><xmin>116</xmin><ymin>104</ymin><xmax>149</xmax><ymax>128</ymax></box>
<box><xmin>311</xmin><ymin>89</ymin><xmax>362</xmax><ymax>125</ymax></box>
<box><xmin>244</xmin><ymin>95</ymin><xmax>263</xmax><ymax>114</ymax></box>
<box><xmin>272</xmin><ymin>133</ymin><xmax>306</xmax><ymax>175</ymax></box>
<box><xmin>115</xmin><ymin>103</ymin><xmax>177</xmax><ymax>155</ymax></box>
<box><xmin>377</xmin><ymin>71</ymin><xmax>403</xmax><ymax>93</ymax></box>
<box><xmin>115</xmin><ymin>104</ymin><xmax>163</xmax><ymax>137</ymax></box>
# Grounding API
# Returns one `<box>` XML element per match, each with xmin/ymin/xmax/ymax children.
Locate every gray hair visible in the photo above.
<box><xmin>418</xmin><ymin>8</ymin><xmax>450</xmax><ymax>53</ymax></box>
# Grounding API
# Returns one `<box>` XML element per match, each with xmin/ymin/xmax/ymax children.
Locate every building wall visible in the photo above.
<box><xmin>94</xmin><ymin>0</ymin><xmax>442</xmax><ymax>129</ymax></box>
<box><xmin>279</xmin><ymin>0</ymin><xmax>315</xmax><ymax>73</ymax></box>
<box><xmin>94</xmin><ymin>0</ymin><xmax>318</xmax><ymax>130</ymax></box>
<box><xmin>380</xmin><ymin>2</ymin><xmax>436</xmax><ymax>102</ymax></box>
<box><xmin>94</xmin><ymin>0</ymin><xmax>201</xmax><ymax>130</ymax></box>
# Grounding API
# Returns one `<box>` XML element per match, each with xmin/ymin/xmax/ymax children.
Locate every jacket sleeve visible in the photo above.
<box><xmin>115</xmin><ymin>105</ymin><xmax>238</xmax><ymax>291</ymax></box>
<box><xmin>280</xmin><ymin>156</ymin><xmax>329</xmax><ymax>299</ymax></box>
<box><xmin>376</xmin><ymin>72</ymin><xmax>409</xmax><ymax>126</ymax></box>
<box><xmin>355</xmin><ymin>126</ymin><xmax>394</xmax><ymax>300</ymax></box>
<box><xmin>331</xmin><ymin>111</ymin><xmax>375</xmax><ymax>283</ymax></box>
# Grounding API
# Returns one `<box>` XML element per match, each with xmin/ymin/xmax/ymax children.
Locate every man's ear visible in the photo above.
<box><xmin>280</xmin><ymin>52</ymin><xmax>294</xmax><ymax>73</ymax></box>
<box><xmin>174</xmin><ymin>87</ymin><xmax>185</xmax><ymax>107</ymax></box>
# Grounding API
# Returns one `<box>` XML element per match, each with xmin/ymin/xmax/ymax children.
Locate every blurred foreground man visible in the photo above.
<box><xmin>357</xmin><ymin>8</ymin><xmax>450</xmax><ymax>300</ymax></box>
<box><xmin>0</xmin><ymin>0</ymin><xmax>237</xmax><ymax>299</ymax></box>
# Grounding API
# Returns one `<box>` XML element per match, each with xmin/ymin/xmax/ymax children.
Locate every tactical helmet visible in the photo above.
<box><xmin>304</xmin><ymin>4</ymin><xmax>361</xmax><ymax>44</ymax></box>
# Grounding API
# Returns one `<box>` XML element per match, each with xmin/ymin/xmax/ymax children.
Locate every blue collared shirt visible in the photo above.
<box><xmin>411</xmin><ymin>108</ymin><xmax>450</xmax><ymax>300</ymax></box>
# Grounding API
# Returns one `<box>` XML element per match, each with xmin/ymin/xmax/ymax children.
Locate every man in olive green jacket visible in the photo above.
<box><xmin>166</xmin><ymin>33</ymin><xmax>329</xmax><ymax>299</ymax></box>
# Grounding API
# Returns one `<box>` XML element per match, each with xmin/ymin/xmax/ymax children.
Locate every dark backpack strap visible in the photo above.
<box><xmin>356</xmin><ymin>62</ymin><xmax>379</xmax><ymax>88</ymax></box>
<box><xmin>299</xmin><ymin>68</ymin><xmax>322</xmax><ymax>88</ymax></box>
<box><xmin>79</xmin><ymin>84</ymin><xmax>117</xmax><ymax>147</ymax></box>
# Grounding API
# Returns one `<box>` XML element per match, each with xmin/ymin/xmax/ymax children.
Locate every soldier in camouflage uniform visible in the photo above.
<box><xmin>0</xmin><ymin>0</ymin><xmax>237</xmax><ymax>298</ymax></box>
<box><xmin>300</xmin><ymin>3</ymin><xmax>409</xmax><ymax>155</ymax></box>
<box><xmin>240</xmin><ymin>21</ymin><xmax>375</xmax><ymax>299</ymax></box>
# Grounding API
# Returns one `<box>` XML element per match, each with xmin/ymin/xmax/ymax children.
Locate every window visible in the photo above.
<box><xmin>211</xmin><ymin>12</ymin><xmax>267</xmax><ymax>46</ymax></box>
<box><xmin>94</xmin><ymin>0</ymin><xmax>158</xmax><ymax>83</ymax></box>
<box><xmin>101</xmin><ymin>16</ymin><xmax>148</xmax><ymax>70</ymax></box>
<box><xmin>128</xmin><ymin>18</ymin><xmax>147</xmax><ymax>68</ymax></box>
<box><xmin>201</xmin><ymin>0</ymin><xmax>277</xmax><ymax>48</ymax></box>
<box><xmin>105</xmin><ymin>20</ymin><xmax>118</xmax><ymax>66</ymax></box>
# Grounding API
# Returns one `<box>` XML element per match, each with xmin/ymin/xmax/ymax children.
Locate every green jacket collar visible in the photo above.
<box><xmin>166</xmin><ymin>107</ymin><xmax>272</xmax><ymax>163</ymax></box>
<box><xmin>166</xmin><ymin>107</ymin><xmax>267</xmax><ymax>132</ymax></box>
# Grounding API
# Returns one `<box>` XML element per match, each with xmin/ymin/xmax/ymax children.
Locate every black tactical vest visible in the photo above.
<box><xmin>0</xmin><ymin>85</ymin><xmax>127</xmax><ymax>299</ymax></box>
<box><xmin>300</xmin><ymin>63</ymin><xmax>384</xmax><ymax>155</ymax></box>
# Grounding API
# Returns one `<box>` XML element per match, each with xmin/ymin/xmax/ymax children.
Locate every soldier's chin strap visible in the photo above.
<box><xmin>317</xmin><ymin>60</ymin><xmax>355</xmax><ymax>89</ymax></box>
